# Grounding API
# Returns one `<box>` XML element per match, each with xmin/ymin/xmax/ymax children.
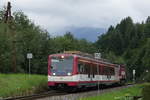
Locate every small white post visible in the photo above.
<box><xmin>133</xmin><ymin>69</ymin><xmax>135</xmax><ymax>83</ymax></box>
<box><xmin>27</xmin><ymin>53</ymin><xmax>33</xmax><ymax>75</ymax></box>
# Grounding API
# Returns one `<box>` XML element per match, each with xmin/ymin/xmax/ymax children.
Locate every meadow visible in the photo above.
<box><xmin>0</xmin><ymin>74</ymin><xmax>47</xmax><ymax>98</ymax></box>
<box><xmin>80</xmin><ymin>84</ymin><xmax>143</xmax><ymax>100</ymax></box>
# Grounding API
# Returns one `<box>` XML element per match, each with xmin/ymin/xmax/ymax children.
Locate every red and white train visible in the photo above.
<box><xmin>48</xmin><ymin>51</ymin><xmax>126</xmax><ymax>91</ymax></box>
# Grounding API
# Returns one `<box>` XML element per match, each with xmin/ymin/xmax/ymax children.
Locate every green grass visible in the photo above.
<box><xmin>0</xmin><ymin>74</ymin><xmax>47</xmax><ymax>98</ymax></box>
<box><xmin>80</xmin><ymin>84</ymin><xmax>143</xmax><ymax>100</ymax></box>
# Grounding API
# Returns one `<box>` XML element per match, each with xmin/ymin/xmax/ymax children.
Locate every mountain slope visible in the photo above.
<box><xmin>59</xmin><ymin>27</ymin><xmax>106</xmax><ymax>42</ymax></box>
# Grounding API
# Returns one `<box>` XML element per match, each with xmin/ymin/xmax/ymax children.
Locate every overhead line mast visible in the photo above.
<box><xmin>4</xmin><ymin>2</ymin><xmax>12</xmax><ymax>23</ymax></box>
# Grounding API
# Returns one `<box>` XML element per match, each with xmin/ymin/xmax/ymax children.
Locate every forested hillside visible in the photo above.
<box><xmin>0</xmin><ymin>10</ymin><xmax>96</xmax><ymax>74</ymax></box>
<box><xmin>0</xmin><ymin>8</ymin><xmax>149</xmax><ymax>80</ymax></box>
<box><xmin>96</xmin><ymin>17</ymin><xmax>150</xmax><ymax>79</ymax></box>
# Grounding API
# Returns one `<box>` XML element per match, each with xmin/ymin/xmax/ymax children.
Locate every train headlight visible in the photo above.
<box><xmin>67</xmin><ymin>72</ymin><xmax>71</xmax><ymax>76</ymax></box>
<box><xmin>61</xmin><ymin>55</ymin><xmax>64</xmax><ymax>59</ymax></box>
<box><xmin>53</xmin><ymin>73</ymin><xmax>56</xmax><ymax>75</ymax></box>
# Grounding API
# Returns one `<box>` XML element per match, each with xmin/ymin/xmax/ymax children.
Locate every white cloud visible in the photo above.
<box><xmin>0</xmin><ymin>0</ymin><xmax>150</xmax><ymax>34</ymax></box>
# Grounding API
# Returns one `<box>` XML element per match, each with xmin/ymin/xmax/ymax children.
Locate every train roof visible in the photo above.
<box><xmin>49</xmin><ymin>51</ymin><xmax>119</xmax><ymax>67</ymax></box>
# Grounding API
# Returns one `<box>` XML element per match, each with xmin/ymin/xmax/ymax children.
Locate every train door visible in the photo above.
<box><xmin>106</xmin><ymin>67</ymin><xmax>111</xmax><ymax>80</ymax></box>
<box><xmin>91</xmin><ymin>64</ymin><xmax>94</xmax><ymax>81</ymax></box>
<box><xmin>87</xmin><ymin>64</ymin><xmax>93</xmax><ymax>81</ymax></box>
<box><xmin>88</xmin><ymin>64</ymin><xmax>96</xmax><ymax>81</ymax></box>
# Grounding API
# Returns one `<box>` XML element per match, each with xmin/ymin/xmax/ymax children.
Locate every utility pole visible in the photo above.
<box><xmin>4</xmin><ymin>2</ymin><xmax>17</xmax><ymax>73</ymax></box>
<box><xmin>4</xmin><ymin>2</ymin><xmax>12</xmax><ymax>23</ymax></box>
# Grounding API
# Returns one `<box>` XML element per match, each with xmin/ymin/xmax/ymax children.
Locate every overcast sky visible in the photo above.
<box><xmin>0</xmin><ymin>0</ymin><xmax>150</xmax><ymax>35</ymax></box>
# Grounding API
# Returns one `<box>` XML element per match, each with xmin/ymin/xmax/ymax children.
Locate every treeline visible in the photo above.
<box><xmin>95</xmin><ymin>17</ymin><xmax>150</xmax><ymax>80</ymax></box>
<box><xmin>0</xmin><ymin>9</ymin><xmax>149</xmax><ymax>80</ymax></box>
<box><xmin>0</xmin><ymin>11</ymin><xmax>96</xmax><ymax>74</ymax></box>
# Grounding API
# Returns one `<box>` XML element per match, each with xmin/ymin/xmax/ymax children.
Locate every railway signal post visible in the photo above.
<box><xmin>27</xmin><ymin>53</ymin><xmax>33</xmax><ymax>75</ymax></box>
<box><xmin>133</xmin><ymin>69</ymin><xmax>136</xmax><ymax>83</ymax></box>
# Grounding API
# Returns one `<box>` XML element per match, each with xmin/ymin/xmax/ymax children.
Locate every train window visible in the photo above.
<box><xmin>78</xmin><ymin>61</ymin><xmax>91</xmax><ymax>75</ymax></box>
<box><xmin>78</xmin><ymin>64</ymin><xmax>81</xmax><ymax>73</ymax></box>
<box><xmin>78</xmin><ymin>63</ymin><xmax>85</xmax><ymax>74</ymax></box>
<box><xmin>110</xmin><ymin>67</ymin><xmax>115</xmax><ymax>75</ymax></box>
<box><xmin>103</xmin><ymin>66</ymin><xmax>115</xmax><ymax>75</ymax></box>
<box><xmin>84</xmin><ymin>64</ymin><xmax>90</xmax><ymax>75</ymax></box>
<box><xmin>85</xmin><ymin>64</ymin><xmax>90</xmax><ymax>77</ymax></box>
<box><xmin>93</xmin><ymin>65</ymin><xmax>97</xmax><ymax>75</ymax></box>
<box><xmin>103</xmin><ymin>66</ymin><xmax>108</xmax><ymax>75</ymax></box>
<box><xmin>51</xmin><ymin>56</ymin><xmax>73</xmax><ymax>75</ymax></box>
<box><xmin>98</xmin><ymin>65</ymin><xmax>101</xmax><ymax>75</ymax></box>
<box><xmin>92</xmin><ymin>67</ymin><xmax>95</xmax><ymax>78</ymax></box>
<box><xmin>102</xmin><ymin>66</ymin><xmax>105</xmax><ymax>75</ymax></box>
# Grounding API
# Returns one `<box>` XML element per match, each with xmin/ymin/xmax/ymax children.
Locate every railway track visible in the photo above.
<box><xmin>36</xmin><ymin>85</ymin><xmax>136</xmax><ymax>100</ymax></box>
<box><xmin>2</xmin><ymin>91</ymin><xmax>67</xmax><ymax>100</ymax></box>
<box><xmin>2</xmin><ymin>84</ymin><xmax>134</xmax><ymax>100</ymax></box>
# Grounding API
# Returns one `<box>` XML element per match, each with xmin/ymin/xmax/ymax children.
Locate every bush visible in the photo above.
<box><xmin>144</xmin><ymin>73</ymin><xmax>150</xmax><ymax>82</ymax></box>
<box><xmin>142</xmin><ymin>83</ymin><xmax>150</xmax><ymax>100</ymax></box>
<box><xmin>138</xmin><ymin>72</ymin><xmax>150</xmax><ymax>83</ymax></box>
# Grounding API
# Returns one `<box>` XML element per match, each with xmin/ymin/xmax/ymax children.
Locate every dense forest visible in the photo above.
<box><xmin>96</xmin><ymin>17</ymin><xmax>150</xmax><ymax>80</ymax></box>
<box><xmin>0</xmin><ymin>10</ymin><xmax>96</xmax><ymax>74</ymax></box>
<box><xmin>0</xmin><ymin>9</ymin><xmax>149</xmax><ymax>80</ymax></box>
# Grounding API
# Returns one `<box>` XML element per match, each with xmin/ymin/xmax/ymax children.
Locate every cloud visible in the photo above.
<box><xmin>0</xmin><ymin>0</ymin><xmax>150</xmax><ymax>34</ymax></box>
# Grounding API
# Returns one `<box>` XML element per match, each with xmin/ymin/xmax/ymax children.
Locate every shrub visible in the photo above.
<box><xmin>142</xmin><ymin>83</ymin><xmax>150</xmax><ymax>100</ymax></box>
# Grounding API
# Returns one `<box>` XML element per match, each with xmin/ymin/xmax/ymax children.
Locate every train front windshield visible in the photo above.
<box><xmin>50</xmin><ymin>56</ymin><xmax>73</xmax><ymax>75</ymax></box>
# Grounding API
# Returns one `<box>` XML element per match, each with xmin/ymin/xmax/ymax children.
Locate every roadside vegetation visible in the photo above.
<box><xmin>0</xmin><ymin>74</ymin><xmax>47</xmax><ymax>98</ymax></box>
<box><xmin>142</xmin><ymin>83</ymin><xmax>150</xmax><ymax>100</ymax></box>
<box><xmin>80</xmin><ymin>84</ymin><xmax>143</xmax><ymax>100</ymax></box>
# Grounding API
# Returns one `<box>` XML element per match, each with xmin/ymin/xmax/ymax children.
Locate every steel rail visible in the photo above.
<box><xmin>3</xmin><ymin>91</ymin><xmax>67</xmax><ymax>100</ymax></box>
<box><xmin>2</xmin><ymin>84</ymin><xmax>134</xmax><ymax>100</ymax></box>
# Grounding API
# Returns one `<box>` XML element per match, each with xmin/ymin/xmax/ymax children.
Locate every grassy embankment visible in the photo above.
<box><xmin>80</xmin><ymin>84</ymin><xmax>143</xmax><ymax>100</ymax></box>
<box><xmin>0</xmin><ymin>74</ymin><xmax>47</xmax><ymax>98</ymax></box>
